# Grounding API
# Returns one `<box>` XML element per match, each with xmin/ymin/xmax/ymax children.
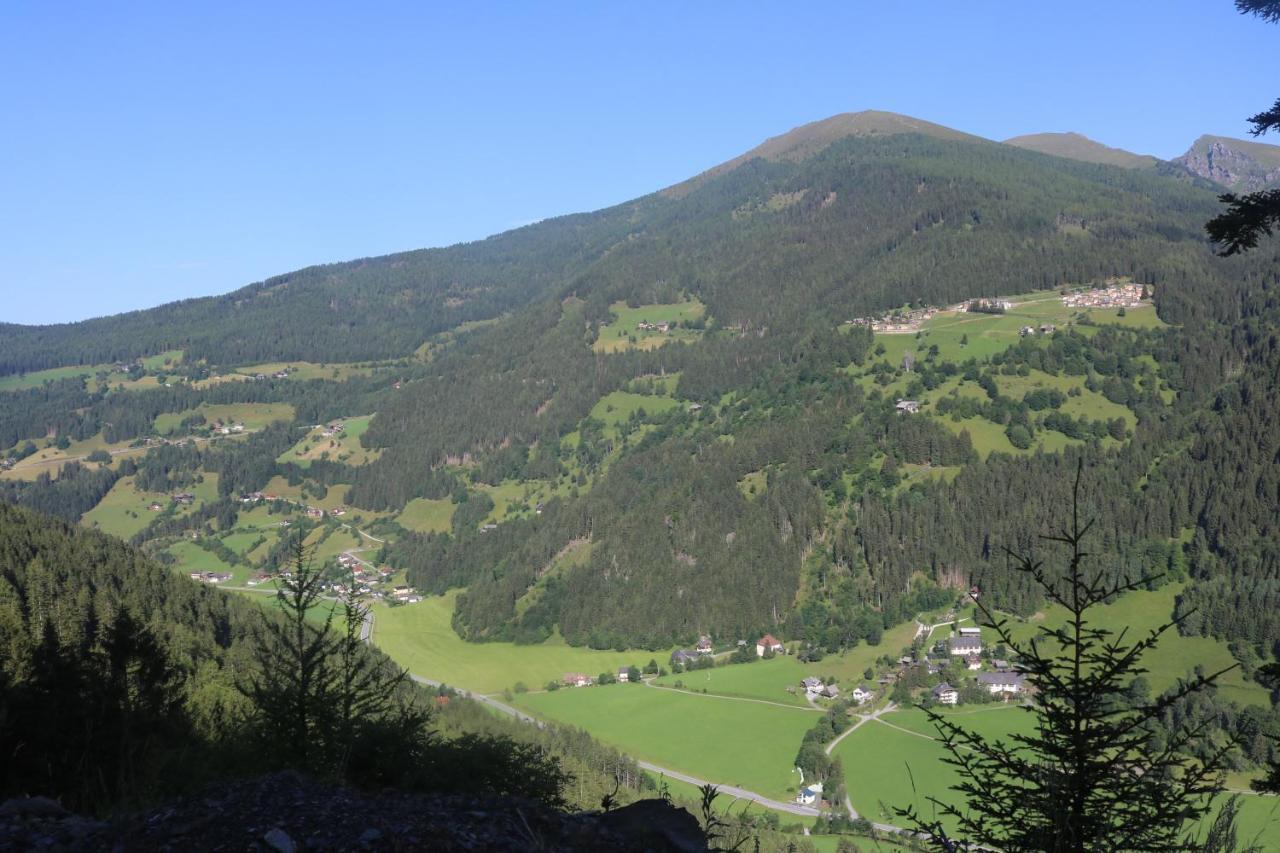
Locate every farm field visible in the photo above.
<box><xmin>155</xmin><ymin>402</ymin><xmax>295</xmax><ymax>435</ymax></box>
<box><xmin>514</xmin><ymin>683</ymin><xmax>814</xmax><ymax>801</ymax></box>
<box><xmin>588</xmin><ymin>390</ymin><xmax>680</xmax><ymax>437</ymax></box>
<box><xmin>0</xmin><ymin>362</ymin><xmax>120</xmax><ymax>392</ymax></box>
<box><xmin>277</xmin><ymin>415</ymin><xmax>377</xmax><ymax>467</ymax></box>
<box><xmin>593</xmin><ymin>300</ymin><xmax>706</xmax><ymax>353</ymax></box>
<box><xmin>834</xmin><ymin>705</ymin><xmax>1280</xmax><ymax>847</ymax></box>
<box><xmin>371</xmin><ymin>589</ymin><xmax>668</xmax><ymax>695</ymax></box>
<box><xmin>81</xmin><ymin>476</ymin><xmax>169</xmax><ymax>538</ymax></box>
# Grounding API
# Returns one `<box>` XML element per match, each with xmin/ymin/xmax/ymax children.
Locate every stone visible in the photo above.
<box><xmin>263</xmin><ymin>827</ymin><xmax>297</xmax><ymax>853</ymax></box>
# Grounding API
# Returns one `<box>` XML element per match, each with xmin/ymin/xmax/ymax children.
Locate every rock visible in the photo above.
<box><xmin>358</xmin><ymin>827</ymin><xmax>382</xmax><ymax>845</ymax></box>
<box><xmin>0</xmin><ymin>796</ymin><xmax>66</xmax><ymax>817</ymax></box>
<box><xmin>596</xmin><ymin>799</ymin><xmax>706</xmax><ymax>852</ymax></box>
<box><xmin>263</xmin><ymin>827</ymin><xmax>297</xmax><ymax>853</ymax></box>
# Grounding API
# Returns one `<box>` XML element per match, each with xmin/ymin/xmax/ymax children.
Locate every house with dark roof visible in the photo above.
<box><xmin>977</xmin><ymin>670</ymin><xmax>1028</xmax><ymax>696</ymax></box>
<box><xmin>932</xmin><ymin>682</ymin><xmax>959</xmax><ymax>705</ymax></box>
<box><xmin>949</xmin><ymin>635</ymin><xmax>983</xmax><ymax>656</ymax></box>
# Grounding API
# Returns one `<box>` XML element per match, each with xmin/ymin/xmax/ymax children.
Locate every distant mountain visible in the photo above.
<box><xmin>665</xmin><ymin>110</ymin><xmax>985</xmax><ymax>197</ymax></box>
<box><xmin>1173</xmin><ymin>134</ymin><xmax>1280</xmax><ymax>191</ymax></box>
<box><xmin>1003</xmin><ymin>131</ymin><xmax>1160</xmax><ymax>170</ymax></box>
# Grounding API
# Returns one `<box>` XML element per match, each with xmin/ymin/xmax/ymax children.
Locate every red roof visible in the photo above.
<box><xmin>758</xmin><ymin>634</ymin><xmax>781</xmax><ymax>647</ymax></box>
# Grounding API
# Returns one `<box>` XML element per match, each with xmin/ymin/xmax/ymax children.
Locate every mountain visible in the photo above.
<box><xmin>666</xmin><ymin>110</ymin><xmax>984</xmax><ymax>197</ymax></box>
<box><xmin>1173</xmin><ymin>133</ymin><xmax>1280</xmax><ymax>190</ymax></box>
<box><xmin>3</xmin><ymin>112</ymin><xmax>1280</xmax><ymax>669</ymax></box>
<box><xmin>1003</xmin><ymin>131</ymin><xmax>1160</xmax><ymax>170</ymax></box>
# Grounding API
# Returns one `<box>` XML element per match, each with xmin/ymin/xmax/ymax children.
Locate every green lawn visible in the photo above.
<box><xmin>588</xmin><ymin>391</ymin><xmax>679</xmax><ymax>437</ymax></box>
<box><xmin>594</xmin><ymin>300</ymin><xmax>706</xmax><ymax>353</ymax></box>
<box><xmin>514</xmin><ymin>683</ymin><xmax>814</xmax><ymax>801</ymax></box>
<box><xmin>372</xmin><ymin>589</ymin><xmax>667</xmax><ymax>694</ymax></box>
<box><xmin>0</xmin><ymin>362</ymin><xmax>118</xmax><ymax>392</ymax></box>
<box><xmin>81</xmin><ymin>476</ymin><xmax>168</xmax><ymax>538</ymax></box>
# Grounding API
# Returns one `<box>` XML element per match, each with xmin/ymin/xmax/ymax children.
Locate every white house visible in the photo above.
<box><xmin>933</xmin><ymin>682</ymin><xmax>959</xmax><ymax>705</ymax></box>
<box><xmin>616</xmin><ymin>667</ymin><xmax>630</xmax><ymax>683</ymax></box>
<box><xmin>795</xmin><ymin>781</ymin><xmax>824</xmax><ymax>806</ymax></box>
<box><xmin>850</xmin><ymin>684</ymin><xmax>873</xmax><ymax>705</ymax></box>
<box><xmin>801</xmin><ymin>676</ymin><xmax>823</xmax><ymax>695</ymax></box>
<box><xmin>977</xmin><ymin>671</ymin><xmax>1028</xmax><ymax>696</ymax></box>
<box><xmin>563</xmin><ymin>673</ymin><xmax>593</xmax><ymax>688</ymax></box>
<box><xmin>949</xmin><ymin>634</ymin><xmax>982</xmax><ymax>656</ymax></box>
<box><xmin>756</xmin><ymin>634</ymin><xmax>784</xmax><ymax>657</ymax></box>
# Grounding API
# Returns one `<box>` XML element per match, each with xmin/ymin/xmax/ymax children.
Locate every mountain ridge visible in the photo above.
<box><xmin>1003</xmin><ymin>131</ymin><xmax>1160</xmax><ymax>170</ymax></box>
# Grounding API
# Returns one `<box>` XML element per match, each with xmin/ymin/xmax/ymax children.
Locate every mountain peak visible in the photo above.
<box><xmin>665</xmin><ymin>111</ymin><xmax>981</xmax><ymax>197</ymax></box>
<box><xmin>1173</xmin><ymin>134</ymin><xmax>1280</xmax><ymax>190</ymax></box>
<box><xmin>1003</xmin><ymin>131</ymin><xmax>1159</xmax><ymax>169</ymax></box>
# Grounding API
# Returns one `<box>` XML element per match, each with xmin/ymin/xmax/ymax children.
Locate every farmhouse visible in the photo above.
<box><xmin>795</xmin><ymin>781</ymin><xmax>824</xmax><ymax>806</ymax></box>
<box><xmin>820</xmin><ymin>683</ymin><xmax>840</xmax><ymax>699</ymax></box>
<box><xmin>616</xmin><ymin>667</ymin><xmax>630</xmax><ymax>683</ymax></box>
<box><xmin>949</xmin><ymin>634</ymin><xmax>983</xmax><ymax>656</ymax></box>
<box><xmin>977</xmin><ymin>670</ymin><xmax>1029</xmax><ymax>696</ymax></box>
<box><xmin>933</xmin><ymin>682</ymin><xmax>959</xmax><ymax>705</ymax></box>
<box><xmin>563</xmin><ymin>673</ymin><xmax>593</xmax><ymax>688</ymax></box>
<box><xmin>172</xmin><ymin>492</ymin><xmax>194</xmax><ymax>505</ymax></box>
<box><xmin>392</xmin><ymin>585</ymin><xmax>411</xmax><ymax>599</ymax></box>
<box><xmin>756</xmin><ymin>634</ymin><xmax>784</xmax><ymax>657</ymax></box>
<box><xmin>965</xmin><ymin>655</ymin><xmax>983</xmax><ymax>671</ymax></box>
<box><xmin>696</xmin><ymin>635</ymin><xmax>713</xmax><ymax>654</ymax></box>
<box><xmin>895</xmin><ymin>399</ymin><xmax>921</xmax><ymax>414</ymax></box>
<box><xmin>801</xmin><ymin>676</ymin><xmax>824</xmax><ymax>695</ymax></box>
<box><xmin>850</xmin><ymin>684</ymin><xmax>873</xmax><ymax>705</ymax></box>
<box><xmin>671</xmin><ymin>649</ymin><xmax>700</xmax><ymax>666</ymax></box>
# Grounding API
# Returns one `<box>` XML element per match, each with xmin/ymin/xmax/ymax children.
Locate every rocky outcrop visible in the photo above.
<box><xmin>1174</xmin><ymin>135</ymin><xmax>1280</xmax><ymax>191</ymax></box>
<box><xmin>0</xmin><ymin>771</ymin><xmax>707</xmax><ymax>852</ymax></box>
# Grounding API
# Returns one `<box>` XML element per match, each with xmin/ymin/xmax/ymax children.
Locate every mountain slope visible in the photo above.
<box><xmin>1003</xmin><ymin>131</ymin><xmax>1160</xmax><ymax>169</ymax></box>
<box><xmin>1173</xmin><ymin>133</ymin><xmax>1280</xmax><ymax>190</ymax></box>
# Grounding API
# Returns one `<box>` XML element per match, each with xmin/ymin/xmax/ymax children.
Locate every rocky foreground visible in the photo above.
<box><xmin>0</xmin><ymin>771</ymin><xmax>706</xmax><ymax>852</ymax></box>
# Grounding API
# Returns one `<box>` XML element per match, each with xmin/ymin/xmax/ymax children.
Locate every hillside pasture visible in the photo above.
<box><xmin>277</xmin><ymin>415</ymin><xmax>378</xmax><ymax>468</ymax></box>
<box><xmin>395</xmin><ymin>497</ymin><xmax>455</xmax><ymax>533</ymax></box>
<box><xmin>154</xmin><ymin>402</ymin><xmax>294</xmax><ymax>435</ymax></box>
<box><xmin>593</xmin><ymin>300</ymin><xmax>706</xmax><ymax>353</ymax></box>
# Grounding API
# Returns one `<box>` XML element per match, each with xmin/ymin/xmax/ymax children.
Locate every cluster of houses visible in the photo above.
<box><xmin>212</xmin><ymin>420</ymin><xmax>245</xmax><ymax>435</ymax></box>
<box><xmin>561</xmin><ymin>667</ymin><xmax>635</xmax><ymax>688</ymax></box>
<box><xmin>318</xmin><ymin>421</ymin><xmax>345</xmax><ymax>438</ymax></box>
<box><xmin>1061</xmin><ymin>282</ymin><xmax>1149</xmax><ymax>309</ymax></box>
<box><xmin>1019</xmin><ymin>323</ymin><xmax>1057</xmax><ymax>336</ymax></box>
<box><xmin>636</xmin><ymin>321</ymin><xmax>673</xmax><ymax>333</ymax></box>
<box><xmin>967</xmin><ymin>298</ymin><xmax>1013</xmax><ymax>312</ymax></box>
<box><xmin>801</xmin><ymin>677</ymin><xmax>841</xmax><ymax>700</ymax></box>
<box><xmin>847</xmin><ymin>306</ymin><xmax>938</xmax><ymax>334</ymax></box>
<box><xmin>189</xmin><ymin>571</ymin><xmax>232</xmax><ymax>584</ymax></box>
<box><xmin>924</xmin><ymin>626</ymin><xmax>1032</xmax><ymax>704</ymax></box>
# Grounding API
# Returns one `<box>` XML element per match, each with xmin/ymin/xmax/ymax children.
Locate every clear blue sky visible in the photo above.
<box><xmin>2</xmin><ymin>2</ymin><xmax>1276</xmax><ymax>325</ymax></box>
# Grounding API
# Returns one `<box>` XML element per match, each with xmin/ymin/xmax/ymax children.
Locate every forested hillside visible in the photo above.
<box><xmin>3</xmin><ymin>112</ymin><xmax>1279</xmax><ymax>676</ymax></box>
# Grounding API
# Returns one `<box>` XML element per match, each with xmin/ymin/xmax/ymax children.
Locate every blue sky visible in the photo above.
<box><xmin>2</xmin><ymin>2</ymin><xmax>1276</xmax><ymax>324</ymax></box>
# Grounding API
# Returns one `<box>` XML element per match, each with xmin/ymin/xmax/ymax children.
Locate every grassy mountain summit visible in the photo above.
<box><xmin>1003</xmin><ymin>131</ymin><xmax>1160</xmax><ymax>169</ymax></box>
<box><xmin>666</xmin><ymin>109</ymin><xmax>983</xmax><ymax>197</ymax></box>
<box><xmin>1174</xmin><ymin>133</ymin><xmax>1280</xmax><ymax>191</ymax></box>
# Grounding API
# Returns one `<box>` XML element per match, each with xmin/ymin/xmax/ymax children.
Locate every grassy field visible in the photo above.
<box><xmin>835</xmin><ymin>705</ymin><xmax>1280</xmax><ymax>846</ymax></box>
<box><xmin>652</xmin><ymin>620</ymin><xmax>916</xmax><ymax>706</ymax></box>
<box><xmin>277</xmin><ymin>415</ymin><xmax>378</xmax><ymax>467</ymax></box>
<box><xmin>233</xmin><ymin>361</ymin><xmax>378</xmax><ymax>382</ymax></box>
<box><xmin>588</xmin><ymin>390</ymin><xmax>680</xmax><ymax>437</ymax></box>
<box><xmin>514</xmin><ymin>683</ymin><xmax>815</xmax><ymax>801</ymax></box>
<box><xmin>395</xmin><ymin>497</ymin><xmax>455</xmax><ymax>533</ymax></box>
<box><xmin>155</xmin><ymin>402</ymin><xmax>295</xmax><ymax>435</ymax></box>
<box><xmin>593</xmin><ymin>300</ymin><xmax>706</xmax><ymax>353</ymax></box>
<box><xmin>81</xmin><ymin>476</ymin><xmax>169</xmax><ymax>538</ymax></box>
<box><xmin>0</xmin><ymin>362</ymin><xmax>119</xmax><ymax>392</ymax></box>
<box><xmin>998</xmin><ymin>582</ymin><xmax>1269</xmax><ymax>707</ymax></box>
<box><xmin>372</xmin><ymin>590</ymin><xmax>668</xmax><ymax>694</ymax></box>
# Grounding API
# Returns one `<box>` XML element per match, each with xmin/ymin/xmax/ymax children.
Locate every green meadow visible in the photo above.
<box><xmin>155</xmin><ymin>402</ymin><xmax>295</xmax><ymax>434</ymax></box>
<box><xmin>371</xmin><ymin>589</ymin><xmax>666</xmax><ymax>694</ymax></box>
<box><xmin>277</xmin><ymin>414</ymin><xmax>377</xmax><ymax>467</ymax></box>
<box><xmin>593</xmin><ymin>300</ymin><xmax>706</xmax><ymax>353</ymax></box>
<box><xmin>835</xmin><ymin>705</ymin><xmax>1280</xmax><ymax>847</ymax></box>
<box><xmin>395</xmin><ymin>497</ymin><xmax>455</xmax><ymax>533</ymax></box>
<box><xmin>514</xmin><ymin>683</ymin><xmax>815</xmax><ymax>801</ymax></box>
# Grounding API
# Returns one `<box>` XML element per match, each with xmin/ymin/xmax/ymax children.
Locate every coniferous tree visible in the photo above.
<box><xmin>897</xmin><ymin>465</ymin><xmax>1236</xmax><ymax>851</ymax></box>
